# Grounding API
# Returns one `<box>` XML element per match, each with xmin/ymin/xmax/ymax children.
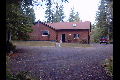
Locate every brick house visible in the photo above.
<box><xmin>29</xmin><ymin>21</ymin><xmax>91</xmax><ymax>43</ymax></box>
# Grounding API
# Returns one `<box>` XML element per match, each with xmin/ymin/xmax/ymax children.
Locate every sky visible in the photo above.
<box><xmin>33</xmin><ymin>0</ymin><xmax>101</xmax><ymax>24</ymax></box>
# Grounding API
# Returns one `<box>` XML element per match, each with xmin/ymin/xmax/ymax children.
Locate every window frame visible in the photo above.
<box><xmin>73</xmin><ymin>34</ymin><xmax>80</xmax><ymax>39</ymax></box>
<box><xmin>42</xmin><ymin>30</ymin><xmax>49</xmax><ymax>36</ymax></box>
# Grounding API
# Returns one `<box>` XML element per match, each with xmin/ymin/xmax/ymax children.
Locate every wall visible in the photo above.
<box><xmin>57</xmin><ymin>29</ymin><xmax>89</xmax><ymax>43</ymax></box>
<box><xmin>29</xmin><ymin>23</ymin><xmax>90</xmax><ymax>43</ymax></box>
<box><xmin>29</xmin><ymin>23</ymin><xmax>57</xmax><ymax>41</ymax></box>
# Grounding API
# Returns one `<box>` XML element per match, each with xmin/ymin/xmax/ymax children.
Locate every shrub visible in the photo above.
<box><xmin>6</xmin><ymin>70</ymin><xmax>17</xmax><ymax>80</ymax></box>
<box><xmin>103</xmin><ymin>57</ymin><xmax>113</xmax><ymax>76</ymax></box>
<box><xmin>6</xmin><ymin>71</ymin><xmax>36</xmax><ymax>80</ymax></box>
<box><xmin>79</xmin><ymin>39</ymin><xmax>87</xmax><ymax>44</ymax></box>
<box><xmin>6</xmin><ymin>41</ymin><xmax>16</xmax><ymax>54</ymax></box>
<box><xmin>16</xmin><ymin>71</ymin><xmax>35</xmax><ymax>80</ymax></box>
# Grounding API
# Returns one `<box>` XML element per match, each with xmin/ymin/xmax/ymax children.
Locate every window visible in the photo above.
<box><xmin>42</xmin><ymin>30</ymin><xmax>49</xmax><ymax>36</ymax></box>
<box><xmin>73</xmin><ymin>34</ymin><xmax>80</xmax><ymax>38</ymax></box>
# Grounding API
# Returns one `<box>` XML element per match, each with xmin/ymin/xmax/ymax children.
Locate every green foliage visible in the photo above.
<box><xmin>21</xmin><ymin>1</ymin><xmax>36</xmax><ymax>22</ymax></box>
<box><xmin>58</xmin><ymin>5</ymin><xmax>65</xmax><ymax>21</ymax></box>
<box><xmin>103</xmin><ymin>57</ymin><xmax>113</xmax><ymax>76</ymax></box>
<box><xmin>93</xmin><ymin>0</ymin><xmax>113</xmax><ymax>42</ymax></box>
<box><xmin>6</xmin><ymin>1</ymin><xmax>35</xmax><ymax>40</ymax></box>
<box><xmin>45</xmin><ymin>0</ymin><xmax>54</xmax><ymax>23</ymax></box>
<box><xmin>74</xmin><ymin>12</ymin><xmax>80</xmax><ymax>22</ymax></box>
<box><xmin>68</xmin><ymin>8</ymin><xmax>80</xmax><ymax>22</ymax></box>
<box><xmin>16</xmin><ymin>71</ymin><xmax>36</xmax><ymax>80</ymax></box>
<box><xmin>6</xmin><ymin>71</ymin><xmax>36</xmax><ymax>80</ymax></box>
<box><xmin>92</xmin><ymin>27</ymin><xmax>108</xmax><ymax>42</ymax></box>
<box><xmin>53</xmin><ymin>3</ymin><xmax>65</xmax><ymax>22</ymax></box>
<box><xmin>45</xmin><ymin>1</ymin><xmax>65</xmax><ymax>23</ymax></box>
<box><xmin>6</xmin><ymin>71</ymin><xmax>17</xmax><ymax>80</ymax></box>
<box><xmin>68</xmin><ymin>8</ymin><xmax>75</xmax><ymax>22</ymax></box>
<box><xmin>96</xmin><ymin>0</ymin><xmax>108</xmax><ymax>28</ymax></box>
<box><xmin>6</xmin><ymin>56</ymin><xmax>16</xmax><ymax>80</ymax></box>
<box><xmin>6</xmin><ymin>41</ymin><xmax>16</xmax><ymax>54</ymax></box>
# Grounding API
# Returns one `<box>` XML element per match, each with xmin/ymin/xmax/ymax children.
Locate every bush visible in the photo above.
<box><xmin>6</xmin><ymin>41</ymin><xmax>16</xmax><ymax>54</ymax></box>
<box><xmin>6</xmin><ymin>71</ymin><xmax>36</xmax><ymax>80</ymax></box>
<box><xmin>91</xmin><ymin>27</ymin><xmax>108</xmax><ymax>43</ymax></box>
<box><xmin>79</xmin><ymin>39</ymin><xmax>87</xmax><ymax>44</ymax></box>
<box><xmin>103</xmin><ymin>57</ymin><xmax>113</xmax><ymax>76</ymax></box>
<box><xmin>6</xmin><ymin>71</ymin><xmax>17</xmax><ymax>80</ymax></box>
<box><xmin>6</xmin><ymin>56</ymin><xmax>17</xmax><ymax>80</ymax></box>
<box><xmin>16</xmin><ymin>71</ymin><xmax>35</xmax><ymax>80</ymax></box>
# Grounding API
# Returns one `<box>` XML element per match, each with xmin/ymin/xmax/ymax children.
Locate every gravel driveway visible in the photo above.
<box><xmin>9</xmin><ymin>44</ymin><xmax>113</xmax><ymax>80</ymax></box>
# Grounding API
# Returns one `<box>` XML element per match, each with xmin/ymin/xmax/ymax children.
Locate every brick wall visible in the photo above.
<box><xmin>29</xmin><ymin>23</ymin><xmax>57</xmax><ymax>41</ymax></box>
<box><xmin>29</xmin><ymin>23</ymin><xmax>90</xmax><ymax>43</ymax></box>
<box><xmin>57</xmin><ymin>29</ymin><xmax>89</xmax><ymax>43</ymax></box>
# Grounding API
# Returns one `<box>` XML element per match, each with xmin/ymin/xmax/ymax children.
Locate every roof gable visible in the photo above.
<box><xmin>34</xmin><ymin>21</ymin><xmax>56</xmax><ymax>30</ymax></box>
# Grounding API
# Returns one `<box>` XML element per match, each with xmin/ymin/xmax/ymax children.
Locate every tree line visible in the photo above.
<box><xmin>45</xmin><ymin>1</ymin><xmax>80</xmax><ymax>23</ymax></box>
<box><xmin>92</xmin><ymin>0</ymin><xmax>113</xmax><ymax>42</ymax></box>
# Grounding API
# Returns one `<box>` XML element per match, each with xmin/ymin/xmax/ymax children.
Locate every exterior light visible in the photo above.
<box><xmin>69</xmin><ymin>34</ymin><xmax>71</xmax><ymax>35</ymax></box>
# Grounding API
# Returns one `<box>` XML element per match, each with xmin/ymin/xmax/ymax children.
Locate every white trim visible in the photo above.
<box><xmin>74</xmin><ymin>34</ymin><xmax>80</xmax><ymax>39</ymax></box>
<box><xmin>42</xmin><ymin>35</ymin><xmax>48</xmax><ymax>36</ymax></box>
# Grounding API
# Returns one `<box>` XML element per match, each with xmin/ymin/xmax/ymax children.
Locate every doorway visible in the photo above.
<box><xmin>61</xmin><ymin>34</ymin><xmax>65</xmax><ymax>42</ymax></box>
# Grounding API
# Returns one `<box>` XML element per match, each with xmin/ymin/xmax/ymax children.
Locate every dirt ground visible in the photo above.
<box><xmin>8</xmin><ymin>44</ymin><xmax>113</xmax><ymax>80</ymax></box>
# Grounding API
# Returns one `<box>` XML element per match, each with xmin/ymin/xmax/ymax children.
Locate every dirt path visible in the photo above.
<box><xmin>9</xmin><ymin>44</ymin><xmax>113</xmax><ymax>80</ymax></box>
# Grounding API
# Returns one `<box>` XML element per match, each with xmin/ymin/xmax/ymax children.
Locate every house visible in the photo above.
<box><xmin>29</xmin><ymin>21</ymin><xmax>91</xmax><ymax>44</ymax></box>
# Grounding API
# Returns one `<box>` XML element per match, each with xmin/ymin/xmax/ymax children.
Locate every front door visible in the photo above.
<box><xmin>62</xmin><ymin>34</ymin><xmax>65</xmax><ymax>42</ymax></box>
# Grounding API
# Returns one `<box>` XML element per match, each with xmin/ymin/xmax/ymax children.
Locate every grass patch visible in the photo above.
<box><xmin>12</xmin><ymin>41</ymin><xmax>91</xmax><ymax>48</ymax></box>
<box><xmin>12</xmin><ymin>41</ymin><xmax>56</xmax><ymax>46</ymax></box>
<box><xmin>61</xmin><ymin>43</ymin><xmax>91</xmax><ymax>48</ymax></box>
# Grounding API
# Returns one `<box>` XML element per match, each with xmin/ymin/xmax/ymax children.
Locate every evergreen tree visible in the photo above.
<box><xmin>45</xmin><ymin>0</ymin><xmax>54</xmax><ymax>23</ymax></box>
<box><xmin>105</xmin><ymin>0</ymin><xmax>113</xmax><ymax>40</ymax></box>
<box><xmin>68</xmin><ymin>8</ymin><xmax>80</xmax><ymax>22</ymax></box>
<box><xmin>53</xmin><ymin>3</ymin><xmax>65</xmax><ymax>22</ymax></box>
<box><xmin>74</xmin><ymin>12</ymin><xmax>80</xmax><ymax>22</ymax></box>
<box><xmin>6</xmin><ymin>1</ymin><xmax>35</xmax><ymax>40</ymax></box>
<box><xmin>58</xmin><ymin>5</ymin><xmax>65</xmax><ymax>22</ymax></box>
<box><xmin>68</xmin><ymin>8</ymin><xmax>76</xmax><ymax>22</ymax></box>
<box><xmin>94</xmin><ymin>0</ymin><xmax>113</xmax><ymax>42</ymax></box>
<box><xmin>21</xmin><ymin>0</ymin><xmax>36</xmax><ymax>22</ymax></box>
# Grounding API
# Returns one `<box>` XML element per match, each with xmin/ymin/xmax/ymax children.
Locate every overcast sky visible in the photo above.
<box><xmin>33</xmin><ymin>0</ymin><xmax>101</xmax><ymax>24</ymax></box>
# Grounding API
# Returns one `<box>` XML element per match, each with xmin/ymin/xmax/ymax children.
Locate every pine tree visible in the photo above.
<box><xmin>105</xmin><ymin>0</ymin><xmax>113</xmax><ymax>40</ymax></box>
<box><xmin>68</xmin><ymin>8</ymin><xmax>80</xmax><ymax>22</ymax></box>
<box><xmin>21</xmin><ymin>1</ymin><xmax>36</xmax><ymax>22</ymax></box>
<box><xmin>96</xmin><ymin>0</ymin><xmax>109</xmax><ymax>34</ymax></box>
<box><xmin>74</xmin><ymin>12</ymin><xmax>80</xmax><ymax>22</ymax></box>
<box><xmin>68</xmin><ymin>8</ymin><xmax>76</xmax><ymax>22</ymax></box>
<box><xmin>6</xmin><ymin>1</ymin><xmax>35</xmax><ymax>40</ymax></box>
<box><xmin>59</xmin><ymin>5</ymin><xmax>65</xmax><ymax>22</ymax></box>
<box><xmin>45</xmin><ymin>0</ymin><xmax>54</xmax><ymax>23</ymax></box>
<box><xmin>53</xmin><ymin>3</ymin><xmax>65</xmax><ymax>22</ymax></box>
<box><xmin>94</xmin><ymin>0</ymin><xmax>113</xmax><ymax>42</ymax></box>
